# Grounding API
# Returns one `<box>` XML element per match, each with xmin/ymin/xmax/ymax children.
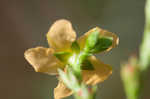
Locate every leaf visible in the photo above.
<box><xmin>90</xmin><ymin>36</ymin><xmax>113</xmax><ymax>53</ymax></box>
<box><xmin>71</xmin><ymin>41</ymin><xmax>80</xmax><ymax>53</ymax></box>
<box><xmin>81</xmin><ymin>59</ymin><xmax>95</xmax><ymax>70</ymax></box>
<box><xmin>85</xmin><ymin>28</ymin><xmax>99</xmax><ymax>52</ymax></box>
<box><xmin>54</xmin><ymin>52</ymin><xmax>71</xmax><ymax>62</ymax></box>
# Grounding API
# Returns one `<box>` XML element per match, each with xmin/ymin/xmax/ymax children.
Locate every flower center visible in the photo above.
<box><xmin>68</xmin><ymin>53</ymin><xmax>78</xmax><ymax>65</ymax></box>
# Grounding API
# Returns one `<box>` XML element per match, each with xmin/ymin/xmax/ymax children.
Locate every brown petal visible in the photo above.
<box><xmin>24</xmin><ymin>47</ymin><xmax>64</xmax><ymax>75</ymax></box>
<box><xmin>47</xmin><ymin>19</ymin><xmax>76</xmax><ymax>52</ymax></box>
<box><xmin>82</xmin><ymin>56</ymin><xmax>112</xmax><ymax>85</ymax></box>
<box><xmin>54</xmin><ymin>81</ymin><xmax>72</xmax><ymax>99</ymax></box>
<box><xmin>77</xmin><ymin>27</ymin><xmax>119</xmax><ymax>52</ymax></box>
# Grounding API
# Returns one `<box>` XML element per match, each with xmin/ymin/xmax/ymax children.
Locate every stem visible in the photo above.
<box><xmin>122</xmin><ymin>1</ymin><xmax>150</xmax><ymax>99</ymax></box>
<box><xmin>138</xmin><ymin>0</ymin><xmax>150</xmax><ymax>97</ymax></box>
<box><xmin>139</xmin><ymin>0</ymin><xmax>150</xmax><ymax>71</ymax></box>
<box><xmin>59</xmin><ymin>50</ymin><xmax>96</xmax><ymax>99</ymax></box>
<box><xmin>71</xmin><ymin>51</ymin><xmax>96</xmax><ymax>99</ymax></box>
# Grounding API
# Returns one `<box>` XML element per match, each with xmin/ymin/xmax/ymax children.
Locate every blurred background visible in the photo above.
<box><xmin>0</xmin><ymin>0</ymin><xmax>150</xmax><ymax>99</ymax></box>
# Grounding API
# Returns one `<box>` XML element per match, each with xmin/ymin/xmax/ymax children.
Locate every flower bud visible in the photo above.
<box><xmin>121</xmin><ymin>56</ymin><xmax>141</xmax><ymax>99</ymax></box>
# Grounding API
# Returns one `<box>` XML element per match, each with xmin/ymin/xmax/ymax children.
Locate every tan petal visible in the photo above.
<box><xmin>47</xmin><ymin>19</ymin><xmax>76</xmax><ymax>52</ymax></box>
<box><xmin>78</xmin><ymin>27</ymin><xmax>119</xmax><ymax>52</ymax></box>
<box><xmin>82</xmin><ymin>56</ymin><xmax>112</xmax><ymax>85</ymax></box>
<box><xmin>24</xmin><ymin>47</ymin><xmax>64</xmax><ymax>75</ymax></box>
<box><xmin>54</xmin><ymin>81</ymin><xmax>72</xmax><ymax>99</ymax></box>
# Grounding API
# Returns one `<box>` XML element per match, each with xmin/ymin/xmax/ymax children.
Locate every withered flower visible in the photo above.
<box><xmin>24</xmin><ymin>19</ymin><xmax>119</xmax><ymax>99</ymax></box>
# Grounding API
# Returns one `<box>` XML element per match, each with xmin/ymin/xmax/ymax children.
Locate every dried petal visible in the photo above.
<box><xmin>24</xmin><ymin>47</ymin><xmax>64</xmax><ymax>75</ymax></box>
<box><xmin>82</xmin><ymin>56</ymin><xmax>112</xmax><ymax>85</ymax></box>
<box><xmin>47</xmin><ymin>19</ymin><xmax>76</xmax><ymax>52</ymax></box>
<box><xmin>78</xmin><ymin>27</ymin><xmax>119</xmax><ymax>52</ymax></box>
<box><xmin>54</xmin><ymin>81</ymin><xmax>72</xmax><ymax>99</ymax></box>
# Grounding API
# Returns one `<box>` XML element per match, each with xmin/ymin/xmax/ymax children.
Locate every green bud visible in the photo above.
<box><xmin>121</xmin><ymin>56</ymin><xmax>141</xmax><ymax>99</ymax></box>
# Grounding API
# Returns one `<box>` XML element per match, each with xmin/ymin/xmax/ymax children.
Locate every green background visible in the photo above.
<box><xmin>0</xmin><ymin>0</ymin><xmax>150</xmax><ymax>99</ymax></box>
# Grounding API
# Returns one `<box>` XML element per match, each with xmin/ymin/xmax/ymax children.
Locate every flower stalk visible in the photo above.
<box><xmin>121</xmin><ymin>0</ymin><xmax>150</xmax><ymax>99</ymax></box>
<box><xmin>140</xmin><ymin>0</ymin><xmax>150</xmax><ymax>71</ymax></box>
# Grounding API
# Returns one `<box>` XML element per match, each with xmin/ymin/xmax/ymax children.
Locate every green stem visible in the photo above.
<box><xmin>122</xmin><ymin>1</ymin><xmax>150</xmax><ymax>99</ymax></box>
<box><xmin>71</xmin><ymin>51</ymin><xmax>95</xmax><ymax>99</ymax></box>
<box><xmin>139</xmin><ymin>0</ymin><xmax>150</xmax><ymax>71</ymax></box>
<box><xmin>59</xmin><ymin>50</ymin><xmax>96</xmax><ymax>99</ymax></box>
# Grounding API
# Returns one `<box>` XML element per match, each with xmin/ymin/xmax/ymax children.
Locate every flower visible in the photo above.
<box><xmin>24</xmin><ymin>19</ymin><xmax>119</xmax><ymax>99</ymax></box>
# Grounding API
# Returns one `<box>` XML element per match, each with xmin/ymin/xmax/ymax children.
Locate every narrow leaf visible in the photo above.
<box><xmin>54</xmin><ymin>52</ymin><xmax>71</xmax><ymax>62</ymax></box>
<box><xmin>85</xmin><ymin>28</ymin><xmax>100</xmax><ymax>52</ymax></box>
<box><xmin>71</xmin><ymin>41</ymin><xmax>80</xmax><ymax>53</ymax></box>
<box><xmin>91</xmin><ymin>36</ymin><xmax>113</xmax><ymax>53</ymax></box>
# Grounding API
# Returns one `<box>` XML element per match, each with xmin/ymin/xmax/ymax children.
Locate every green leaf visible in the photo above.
<box><xmin>54</xmin><ymin>52</ymin><xmax>71</xmax><ymax>62</ymax></box>
<box><xmin>90</xmin><ymin>36</ymin><xmax>113</xmax><ymax>53</ymax></box>
<box><xmin>71</xmin><ymin>41</ymin><xmax>80</xmax><ymax>53</ymax></box>
<box><xmin>81</xmin><ymin>59</ymin><xmax>94</xmax><ymax>70</ymax></box>
<box><xmin>85</xmin><ymin>29</ymin><xmax>99</xmax><ymax>52</ymax></box>
<box><xmin>84</xmin><ymin>28</ymin><xmax>113</xmax><ymax>54</ymax></box>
